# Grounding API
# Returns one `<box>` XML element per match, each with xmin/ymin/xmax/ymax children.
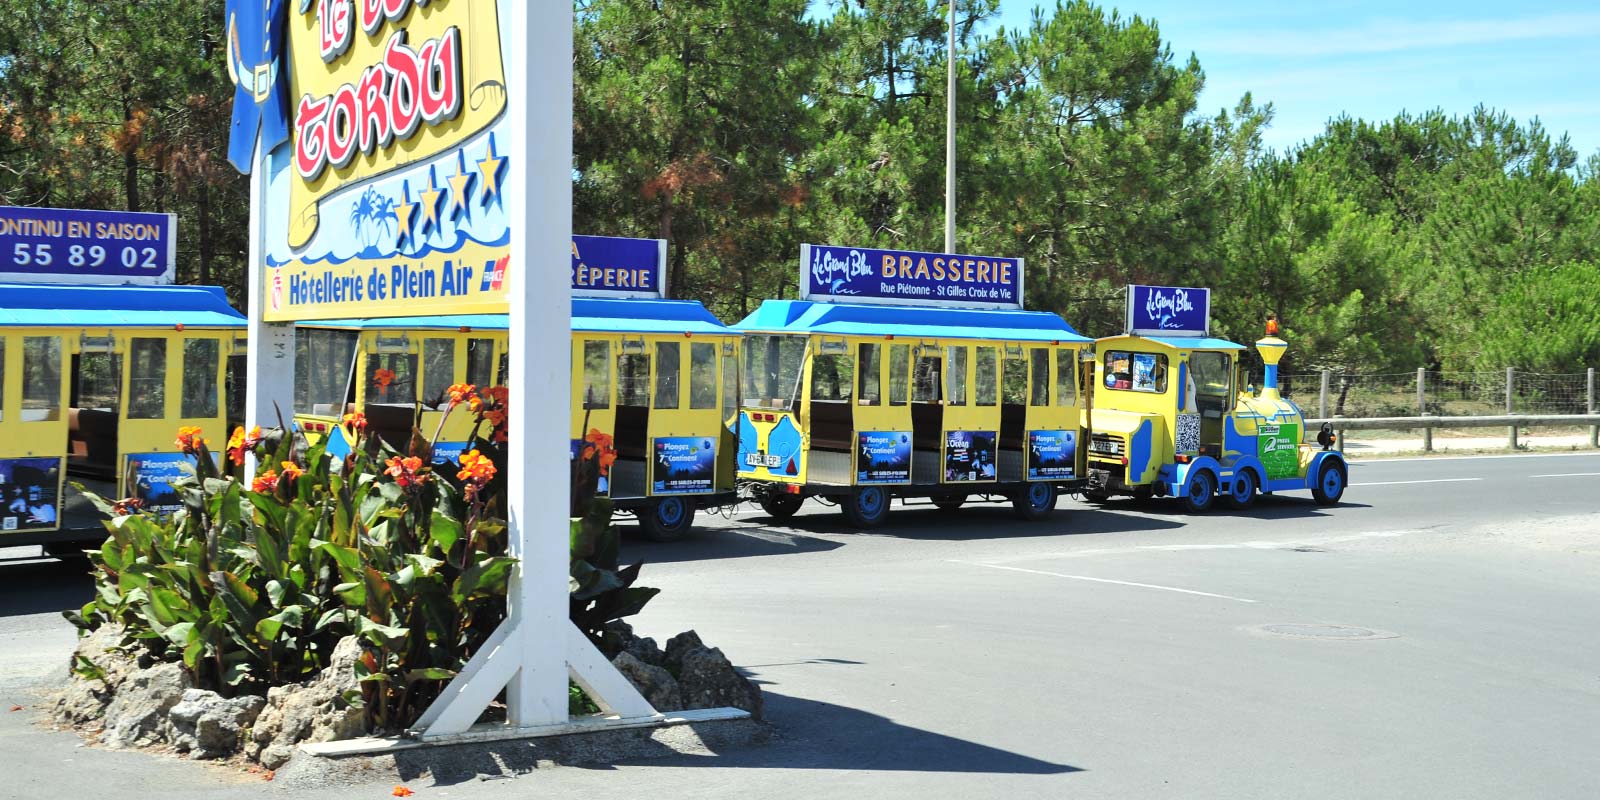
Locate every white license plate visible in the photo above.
<box><xmin>745</xmin><ymin>453</ymin><xmax>783</xmax><ymax>468</ymax></box>
<box><xmin>1090</xmin><ymin>440</ymin><xmax>1120</xmax><ymax>455</ymax></box>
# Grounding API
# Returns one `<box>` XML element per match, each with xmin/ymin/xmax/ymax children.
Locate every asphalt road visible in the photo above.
<box><xmin>2</xmin><ymin>451</ymin><xmax>1598</xmax><ymax>799</ymax></box>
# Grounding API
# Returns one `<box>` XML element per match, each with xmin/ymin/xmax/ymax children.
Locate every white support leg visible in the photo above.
<box><xmin>567</xmin><ymin>624</ymin><xmax>656</xmax><ymax>718</ymax></box>
<box><xmin>243</xmin><ymin>139</ymin><xmax>295</xmax><ymax>481</ymax></box>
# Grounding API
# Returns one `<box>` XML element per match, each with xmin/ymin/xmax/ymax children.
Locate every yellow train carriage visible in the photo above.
<box><xmin>292</xmin><ymin>297</ymin><xmax>740</xmax><ymax>541</ymax></box>
<box><xmin>0</xmin><ymin>283</ymin><xmax>246</xmax><ymax>552</ymax></box>
<box><xmin>733</xmin><ymin>300</ymin><xmax>1092</xmax><ymax>528</ymax></box>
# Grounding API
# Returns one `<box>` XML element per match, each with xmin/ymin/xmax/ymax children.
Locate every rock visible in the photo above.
<box><xmin>663</xmin><ymin>630</ymin><xmax>705</xmax><ymax>669</ymax></box>
<box><xmin>52</xmin><ymin>625</ymin><xmax>137</xmax><ymax>727</ymax></box>
<box><xmin>168</xmin><ymin>688</ymin><xmax>266</xmax><ymax>760</ymax></box>
<box><xmin>624</xmin><ymin>635</ymin><xmax>666</xmax><ymax>667</ymax></box>
<box><xmin>677</xmin><ymin>646</ymin><xmax>763</xmax><ymax>721</ymax></box>
<box><xmin>99</xmin><ymin>662</ymin><xmax>193</xmax><ymax>749</ymax></box>
<box><xmin>612</xmin><ymin>651</ymin><xmax>683</xmax><ymax>711</ymax></box>
<box><xmin>247</xmin><ymin>636</ymin><xmax>366</xmax><ymax>769</ymax></box>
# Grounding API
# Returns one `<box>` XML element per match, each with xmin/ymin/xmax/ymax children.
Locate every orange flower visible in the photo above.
<box><xmin>446</xmin><ymin>383</ymin><xmax>478</xmax><ymax>408</ymax></box>
<box><xmin>483</xmin><ymin>407</ymin><xmax>507</xmax><ymax>428</ymax></box>
<box><xmin>110</xmin><ymin>497</ymin><xmax>144</xmax><ymax>516</ymax></box>
<box><xmin>385</xmin><ymin>456</ymin><xmax>427</xmax><ymax>489</ymax></box>
<box><xmin>252</xmin><ymin>469</ymin><xmax>279</xmax><ymax>493</ymax></box>
<box><xmin>174</xmin><ymin>426</ymin><xmax>207</xmax><ymax>454</ymax></box>
<box><xmin>373</xmin><ymin>368</ymin><xmax>396</xmax><ymax>389</ymax></box>
<box><xmin>342</xmin><ymin>412</ymin><xmax>368</xmax><ymax>433</ymax></box>
<box><xmin>392</xmin><ymin>787</ymin><xmax>415</xmax><ymax>798</ymax></box>
<box><xmin>225</xmin><ymin>426</ymin><xmax>262</xmax><ymax>466</ymax></box>
<box><xmin>584</xmin><ymin>428</ymin><xmax>617</xmax><ymax>474</ymax></box>
<box><xmin>280</xmin><ymin>461</ymin><xmax>304</xmax><ymax>481</ymax></box>
<box><xmin>457</xmin><ymin>449</ymin><xmax>497</xmax><ymax>499</ymax></box>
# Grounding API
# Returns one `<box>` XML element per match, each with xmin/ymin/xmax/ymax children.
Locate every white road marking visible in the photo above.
<box><xmin>1529</xmin><ymin>472</ymin><xmax>1600</xmax><ymax>478</ymax></box>
<box><xmin>948</xmin><ymin>559</ymin><xmax>1258</xmax><ymax>603</ymax></box>
<box><xmin>1352</xmin><ymin>451</ymin><xmax>1599</xmax><ymax>464</ymax></box>
<box><xmin>1351</xmin><ymin>478</ymin><xmax>1483</xmax><ymax>487</ymax></box>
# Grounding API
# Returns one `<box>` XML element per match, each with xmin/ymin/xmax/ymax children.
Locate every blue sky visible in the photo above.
<box><xmin>988</xmin><ymin>0</ymin><xmax>1600</xmax><ymax>158</ymax></box>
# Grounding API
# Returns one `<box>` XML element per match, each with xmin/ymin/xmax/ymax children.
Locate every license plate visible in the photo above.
<box><xmin>745</xmin><ymin>453</ymin><xmax>782</xmax><ymax>468</ymax></box>
<box><xmin>1090</xmin><ymin>439</ymin><xmax>1120</xmax><ymax>455</ymax></box>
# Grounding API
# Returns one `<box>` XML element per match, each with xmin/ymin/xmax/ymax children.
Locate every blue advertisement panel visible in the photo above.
<box><xmin>0</xmin><ymin>457</ymin><xmax>62</xmax><ymax>532</ymax></box>
<box><xmin>801</xmin><ymin>243</ymin><xmax>1022</xmax><ymax>310</ymax></box>
<box><xmin>944</xmin><ymin>430</ymin><xmax>998</xmax><ymax>483</ymax></box>
<box><xmin>1126</xmin><ymin>285</ymin><xmax>1210</xmax><ymax>336</ymax></box>
<box><xmin>572</xmin><ymin>235</ymin><xmax>665</xmax><ymax>299</ymax></box>
<box><xmin>0</xmin><ymin>206</ymin><xmax>176</xmax><ymax>285</ymax></box>
<box><xmin>652</xmin><ymin>436</ymin><xmax>717</xmax><ymax>495</ymax></box>
<box><xmin>124</xmin><ymin>453</ymin><xmax>205</xmax><ymax>516</ymax></box>
<box><xmin>856</xmin><ymin>431</ymin><xmax>911</xmax><ymax>485</ymax></box>
<box><xmin>433</xmin><ymin>441</ymin><xmax>469</xmax><ymax>467</ymax></box>
<box><xmin>1027</xmin><ymin>430</ymin><xmax>1077</xmax><ymax>480</ymax></box>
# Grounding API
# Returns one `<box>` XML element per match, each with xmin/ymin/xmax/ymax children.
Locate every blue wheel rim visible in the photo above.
<box><xmin>658</xmin><ymin>498</ymin><xmax>686</xmax><ymax>526</ymax></box>
<box><xmin>859</xmin><ymin>487</ymin><xmax>885</xmax><ymax>516</ymax></box>
<box><xmin>1323</xmin><ymin>467</ymin><xmax>1343</xmax><ymax>496</ymax></box>
<box><xmin>1234</xmin><ymin>472</ymin><xmax>1253</xmax><ymax>502</ymax></box>
<box><xmin>1190</xmin><ymin>473</ymin><xmax>1211</xmax><ymax>503</ymax></box>
<box><xmin>1028</xmin><ymin>482</ymin><xmax>1051</xmax><ymax>507</ymax></box>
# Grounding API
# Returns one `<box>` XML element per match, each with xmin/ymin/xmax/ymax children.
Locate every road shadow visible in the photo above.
<box><xmin>392</xmin><ymin>689</ymin><xmax>1082</xmax><ymax>785</ymax></box>
<box><xmin>1088</xmin><ymin>493</ymin><xmax>1374</xmax><ymax>521</ymax></box>
<box><xmin>0</xmin><ymin>554</ymin><xmax>94</xmax><ymax>618</ymax></box>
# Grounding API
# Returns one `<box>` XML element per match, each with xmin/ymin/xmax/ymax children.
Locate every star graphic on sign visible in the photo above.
<box><xmin>416</xmin><ymin>169</ymin><xmax>444</xmax><ymax>236</ymax></box>
<box><xmin>476</xmin><ymin>135</ymin><xmax>506</xmax><ymax>204</ymax></box>
<box><xmin>447</xmin><ymin>150</ymin><xmax>476</xmax><ymax>219</ymax></box>
<box><xmin>394</xmin><ymin>182</ymin><xmax>417</xmax><ymax>247</ymax></box>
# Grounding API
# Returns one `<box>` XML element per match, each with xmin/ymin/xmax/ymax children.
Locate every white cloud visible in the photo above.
<box><xmin>1205</xmin><ymin>12</ymin><xmax>1600</xmax><ymax>57</ymax></box>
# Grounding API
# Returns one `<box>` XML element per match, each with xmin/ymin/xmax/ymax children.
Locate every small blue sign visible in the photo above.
<box><xmin>1027</xmin><ymin>430</ymin><xmax>1077</xmax><ymax>480</ymax></box>
<box><xmin>124</xmin><ymin>452</ymin><xmax>203</xmax><ymax>515</ymax></box>
<box><xmin>433</xmin><ymin>441</ymin><xmax>470</xmax><ymax>467</ymax></box>
<box><xmin>944</xmin><ymin>430</ymin><xmax>998</xmax><ymax>483</ymax></box>
<box><xmin>0</xmin><ymin>206</ymin><xmax>176</xmax><ymax>285</ymax></box>
<box><xmin>856</xmin><ymin>431</ymin><xmax>911</xmax><ymax>485</ymax></box>
<box><xmin>1126</xmin><ymin>285</ymin><xmax>1210</xmax><ymax>336</ymax></box>
<box><xmin>801</xmin><ymin>244</ymin><xmax>1022</xmax><ymax>309</ymax></box>
<box><xmin>652</xmin><ymin>436</ymin><xmax>717</xmax><ymax>495</ymax></box>
<box><xmin>572</xmin><ymin>235</ymin><xmax>666</xmax><ymax>299</ymax></box>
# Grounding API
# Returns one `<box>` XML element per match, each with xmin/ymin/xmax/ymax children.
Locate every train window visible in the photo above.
<box><xmin>912</xmin><ymin>351</ymin><xmax>941</xmax><ymax>403</ymax></box>
<box><xmin>368</xmin><ymin>353</ymin><xmax>418</xmax><ymax>404</ymax></box>
<box><xmin>127</xmin><ymin>338</ymin><xmax>167</xmax><ymax>419</ymax></box>
<box><xmin>617</xmin><ymin>351</ymin><xmax>650</xmax><ymax>407</ymax></box>
<box><xmin>420</xmin><ymin>338</ymin><xmax>456</xmax><ymax>409</ymax></box>
<box><xmin>888</xmin><ymin>344</ymin><xmax>910</xmax><ymax>406</ymax></box>
<box><xmin>720</xmin><ymin>351</ymin><xmax>738</xmax><ymax>413</ymax></box>
<box><xmin>810</xmin><ymin>351</ymin><xmax>853</xmax><ymax>401</ymax></box>
<box><xmin>1029</xmin><ymin>348</ymin><xmax>1048</xmax><ymax>406</ymax></box>
<box><xmin>975</xmin><ymin>347</ymin><xmax>997</xmax><ymax>406</ymax></box>
<box><xmin>1055</xmin><ymin>349</ymin><xmax>1077</xmax><ymax>406</ymax></box>
<box><xmin>181</xmin><ymin>338</ymin><xmax>220</xmax><ymax>419</ymax></box>
<box><xmin>1002</xmin><ymin>354</ymin><xmax>1027</xmax><ymax>405</ymax></box>
<box><xmin>1104</xmin><ymin>351</ymin><xmax>1167</xmax><ymax>393</ymax></box>
<box><xmin>944</xmin><ymin>346</ymin><xmax>968</xmax><ymax>406</ymax></box>
<box><xmin>653</xmin><ymin>341</ymin><xmax>680</xmax><ymax>409</ymax></box>
<box><xmin>466</xmin><ymin>338</ymin><xmax>496</xmax><ymax>388</ymax></box>
<box><xmin>582</xmin><ymin>341</ymin><xmax>611</xmax><ymax>409</ymax></box>
<box><xmin>741</xmin><ymin>334</ymin><xmax>805</xmax><ymax>410</ymax></box>
<box><xmin>1189</xmin><ymin>351</ymin><xmax>1232</xmax><ymax>397</ymax></box>
<box><xmin>295</xmin><ymin>329</ymin><xmax>359</xmax><ymax>416</ymax></box>
<box><xmin>22</xmin><ymin>336</ymin><xmax>62</xmax><ymax>422</ymax></box>
<box><xmin>857</xmin><ymin>343</ymin><xmax>881</xmax><ymax>405</ymax></box>
<box><xmin>689</xmin><ymin>342</ymin><xmax>717</xmax><ymax>409</ymax></box>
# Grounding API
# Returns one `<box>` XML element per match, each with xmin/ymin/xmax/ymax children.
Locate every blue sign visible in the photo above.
<box><xmin>124</xmin><ymin>452</ymin><xmax>204</xmax><ymax>515</ymax></box>
<box><xmin>572</xmin><ymin>235</ymin><xmax>666</xmax><ymax>299</ymax></box>
<box><xmin>1027</xmin><ymin>430</ymin><xmax>1077</xmax><ymax>480</ymax></box>
<box><xmin>944</xmin><ymin>430</ymin><xmax>997</xmax><ymax>483</ymax></box>
<box><xmin>800</xmin><ymin>244</ymin><xmax>1022</xmax><ymax>309</ymax></box>
<box><xmin>1126</xmin><ymin>285</ymin><xmax>1210</xmax><ymax>336</ymax></box>
<box><xmin>0</xmin><ymin>206</ymin><xmax>175</xmax><ymax>285</ymax></box>
<box><xmin>652</xmin><ymin>436</ymin><xmax>717</xmax><ymax>495</ymax></box>
<box><xmin>433</xmin><ymin>441</ymin><xmax>470</xmax><ymax>467</ymax></box>
<box><xmin>856</xmin><ymin>431</ymin><xmax>911</xmax><ymax>485</ymax></box>
<box><xmin>0</xmin><ymin>456</ymin><xmax>61</xmax><ymax>532</ymax></box>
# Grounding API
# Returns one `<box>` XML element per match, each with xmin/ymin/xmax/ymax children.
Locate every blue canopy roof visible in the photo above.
<box><xmin>0</xmin><ymin>283</ymin><xmax>246</xmax><ymax>328</ymax></box>
<box><xmin>1109</xmin><ymin>334</ymin><xmax>1247</xmax><ymax>351</ymax></box>
<box><xmin>300</xmin><ymin>298</ymin><xmax>732</xmax><ymax>335</ymax></box>
<box><xmin>732</xmin><ymin>299</ymin><xmax>1090</xmax><ymax>343</ymax></box>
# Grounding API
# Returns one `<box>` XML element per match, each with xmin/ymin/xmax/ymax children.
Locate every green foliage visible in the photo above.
<box><xmin>1474</xmin><ymin>261</ymin><xmax>1600</xmax><ymax>372</ymax></box>
<box><xmin>568</xmin><ymin>425</ymin><xmax>659</xmax><ymax>645</ymax></box>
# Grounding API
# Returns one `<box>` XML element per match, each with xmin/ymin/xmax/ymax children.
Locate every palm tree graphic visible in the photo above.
<box><xmin>350</xmin><ymin>187</ymin><xmax>399</xmax><ymax>251</ymax></box>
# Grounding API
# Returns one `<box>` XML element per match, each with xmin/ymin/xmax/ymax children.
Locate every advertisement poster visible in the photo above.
<box><xmin>800</xmin><ymin>243</ymin><xmax>1022</xmax><ymax>309</ymax></box>
<box><xmin>572</xmin><ymin>235</ymin><xmax>665</xmax><ymax>298</ymax></box>
<box><xmin>251</xmin><ymin>0</ymin><xmax>514</xmax><ymax>321</ymax></box>
<box><xmin>856</xmin><ymin>431</ymin><xmax>911</xmax><ymax>485</ymax></box>
<box><xmin>944</xmin><ymin>430</ymin><xmax>997</xmax><ymax>483</ymax></box>
<box><xmin>0</xmin><ymin>206</ymin><xmax>176</xmax><ymax>285</ymax></box>
<box><xmin>123</xmin><ymin>453</ymin><xmax>203</xmax><ymax>516</ymax></box>
<box><xmin>1027</xmin><ymin>430</ymin><xmax>1077</xmax><ymax>480</ymax></box>
<box><xmin>1257</xmin><ymin>424</ymin><xmax>1301</xmax><ymax>480</ymax></box>
<box><xmin>1125</xmin><ymin>284</ymin><xmax>1210</xmax><ymax>336</ymax></box>
<box><xmin>433</xmin><ymin>441</ymin><xmax>469</xmax><ymax>467</ymax></box>
<box><xmin>0</xmin><ymin>457</ymin><xmax>62</xmax><ymax>532</ymax></box>
<box><xmin>652</xmin><ymin>437</ymin><xmax>717</xmax><ymax>495</ymax></box>
<box><xmin>1131</xmin><ymin>353</ymin><xmax>1162</xmax><ymax>392</ymax></box>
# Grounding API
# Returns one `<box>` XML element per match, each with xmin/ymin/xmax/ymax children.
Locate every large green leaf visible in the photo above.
<box><xmin>455</xmin><ymin>556</ymin><xmax>517</xmax><ymax>601</ymax></box>
<box><xmin>429</xmin><ymin>510</ymin><xmax>464</xmax><ymax>557</ymax></box>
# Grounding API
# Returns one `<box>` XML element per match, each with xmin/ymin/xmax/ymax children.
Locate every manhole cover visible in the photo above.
<box><xmin>1254</xmin><ymin>623</ymin><xmax>1399</xmax><ymax>640</ymax></box>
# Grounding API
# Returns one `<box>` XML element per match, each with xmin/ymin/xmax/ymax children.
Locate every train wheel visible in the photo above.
<box><xmin>1012</xmin><ymin>482</ymin><xmax>1059</xmax><ymax>521</ymax></box>
<box><xmin>931</xmin><ymin>493</ymin><xmax>967</xmax><ymax>512</ymax></box>
<box><xmin>1181</xmin><ymin>470</ymin><xmax>1216</xmax><ymax>513</ymax></box>
<box><xmin>640</xmin><ymin>497</ymin><xmax>694</xmax><ymax>542</ymax></box>
<box><xmin>758</xmin><ymin>492</ymin><xmax>804</xmax><ymax>520</ymax></box>
<box><xmin>1223</xmin><ymin>468</ymin><xmax>1258</xmax><ymax>510</ymax></box>
<box><xmin>841</xmin><ymin>486</ymin><xmax>890</xmax><ymax>529</ymax></box>
<box><xmin>1311</xmin><ymin>461</ymin><xmax>1346</xmax><ymax>506</ymax></box>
